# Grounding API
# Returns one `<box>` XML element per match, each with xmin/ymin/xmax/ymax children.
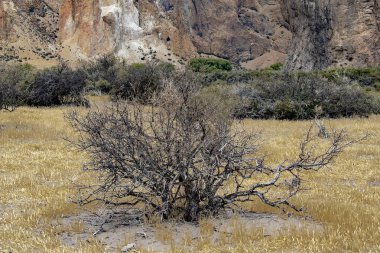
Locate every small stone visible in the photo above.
<box><xmin>136</xmin><ymin>232</ymin><xmax>147</xmax><ymax>238</ymax></box>
<box><xmin>369</xmin><ymin>180</ymin><xmax>380</xmax><ymax>187</ymax></box>
<box><xmin>121</xmin><ymin>243</ymin><xmax>136</xmax><ymax>252</ymax></box>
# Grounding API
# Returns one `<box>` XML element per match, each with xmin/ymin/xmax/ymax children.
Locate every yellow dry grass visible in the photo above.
<box><xmin>0</xmin><ymin>107</ymin><xmax>379</xmax><ymax>253</ymax></box>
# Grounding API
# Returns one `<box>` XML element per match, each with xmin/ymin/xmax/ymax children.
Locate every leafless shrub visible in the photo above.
<box><xmin>68</xmin><ymin>76</ymin><xmax>362</xmax><ymax>222</ymax></box>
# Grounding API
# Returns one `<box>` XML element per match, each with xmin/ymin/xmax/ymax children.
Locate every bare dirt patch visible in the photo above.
<box><xmin>57</xmin><ymin>209</ymin><xmax>323</xmax><ymax>252</ymax></box>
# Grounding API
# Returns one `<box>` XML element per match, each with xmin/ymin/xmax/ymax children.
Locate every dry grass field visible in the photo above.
<box><xmin>0</xmin><ymin>106</ymin><xmax>379</xmax><ymax>253</ymax></box>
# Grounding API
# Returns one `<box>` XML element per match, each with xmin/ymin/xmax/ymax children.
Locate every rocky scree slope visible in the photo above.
<box><xmin>0</xmin><ymin>0</ymin><xmax>61</xmax><ymax>67</ymax></box>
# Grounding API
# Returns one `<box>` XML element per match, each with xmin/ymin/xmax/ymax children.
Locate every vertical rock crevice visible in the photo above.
<box><xmin>282</xmin><ymin>0</ymin><xmax>333</xmax><ymax>71</ymax></box>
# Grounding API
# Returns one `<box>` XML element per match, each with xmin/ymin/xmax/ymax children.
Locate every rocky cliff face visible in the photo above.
<box><xmin>58</xmin><ymin>0</ymin><xmax>196</xmax><ymax>65</ymax></box>
<box><xmin>0</xmin><ymin>0</ymin><xmax>379</xmax><ymax>70</ymax></box>
<box><xmin>167</xmin><ymin>0</ymin><xmax>289</xmax><ymax>61</ymax></box>
<box><xmin>282</xmin><ymin>0</ymin><xmax>380</xmax><ymax>71</ymax></box>
<box><xmin>58</xmin><ymin>0</ymin><xmax>290</xmax><ymax>67</ymax></box>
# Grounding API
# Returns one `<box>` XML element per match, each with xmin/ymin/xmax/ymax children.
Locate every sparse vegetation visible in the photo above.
<box><xmin>0</xmin><ymin>106</ymin><xmax>379</xmax><ymax>252</ymax></box>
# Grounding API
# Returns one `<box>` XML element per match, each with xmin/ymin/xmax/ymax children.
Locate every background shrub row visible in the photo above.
<box><xmin>0</xmin><ymin>56</ymin><xmax>379</xmax><ymax>119</ymax></box>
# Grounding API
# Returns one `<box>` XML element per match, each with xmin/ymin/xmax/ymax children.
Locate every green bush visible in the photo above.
<box><xmin>188</xmin><ymin>58</ymin><xmax>232</xmax><ymax>73</ymax></box>
<box><xmin>269</xmin><ymin>62</ymin><xmax>283</xmax><ymax>71</ymax></box>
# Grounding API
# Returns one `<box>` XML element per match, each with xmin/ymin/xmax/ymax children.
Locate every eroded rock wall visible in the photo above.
<box><xmin>59</xmin><ymin>0</ymin><xmax>195</xmax><ymax>64</ymax></box>
<box><xmin>173</xmin><ymin>0</ymin><xmax>285</xmax><ymax>62</ymax></box>
<box><xmin>282</xmin><ymin>0</ymin><xmax>380</xmax><ymax>71</ymax></box>
<box><xmin>0</xmin><ymin>0</ymin><xmax>379</xmax><ymax>70</ymax></box>
<box><xmin>58</xmin><ymin>0</ymin><xmax>290</xmax><ymax>66</ymax></box>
